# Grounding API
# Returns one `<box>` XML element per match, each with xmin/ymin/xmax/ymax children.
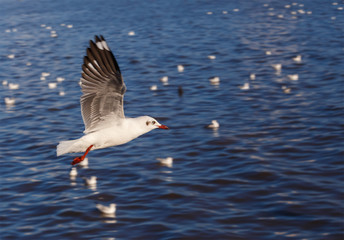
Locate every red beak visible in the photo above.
<box><xmin>158</xmin><ymin>124</ymin><xmax>169</xmax><ymax>129</ymax></box>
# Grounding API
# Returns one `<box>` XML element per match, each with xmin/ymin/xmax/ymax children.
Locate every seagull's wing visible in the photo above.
<box><xmin>80</xmin><ymin>35</ymin><xmax>126</xmax><ymax>133</ymax></box>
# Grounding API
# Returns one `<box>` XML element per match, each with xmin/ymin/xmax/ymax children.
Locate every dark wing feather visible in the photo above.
<box><xmin>80</xmin><ymin>35</ymin><xmax>126</xmax><ymax>133</ymax></box>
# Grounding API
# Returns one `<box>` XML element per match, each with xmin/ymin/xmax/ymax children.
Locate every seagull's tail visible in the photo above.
<box><xmin>56</xmin><ymin>140</ymin><xmax>79</xmax><ymax>156</ymax></box>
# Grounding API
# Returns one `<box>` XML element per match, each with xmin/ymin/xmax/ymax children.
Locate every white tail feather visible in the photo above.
<box><xmin>56</xmin><ymin>140</ymin><xmax>79</xmax><ymax>156</ymax></box>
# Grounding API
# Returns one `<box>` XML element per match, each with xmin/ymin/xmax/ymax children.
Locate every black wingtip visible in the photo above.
<box><xmin>87</xmin><ymin>35</ymin><xmax>122</xmax><ymax>74</ymax></box>
<box><xmin>94</xmin><ymin>35</ymin><xmax>101</xmax><ymax>43</ymax></box>
<box><xmin>93</xmin><ymin>35</ymin><xmax>107</xmax><ymax>43</ymax></box>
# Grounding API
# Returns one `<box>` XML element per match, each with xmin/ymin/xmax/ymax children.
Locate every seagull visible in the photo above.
<box><xmin>8</xmin><ymin>83</ymin><xmax>20</xmax><ymax>90</ymax></box>
<box><xmin>292</xmin><ymin>55</ymin><xmax>302</xmax><ymax>63</ymax></box>
<box><xmin>83</xmin><ymin>176</ymin><xmax>97</xmax><ymax>185</ymax></box>
<box><xmin>96</xmin><ymin>203</ymin><xmax>116</xmax><ymax>215</ymax></box>
<box><xmin>209</xmin><ymin>76</ymin><xmax>220</xmax><ymax>85</ymax></box>
<box><xmin>56</xmin><ymin>77</ymin><xmax>65</xmax><ymax>82</ymax></box>
<box><xmin>156</xmin><ymin>157</ymin><xmax>173</xmax><ymax>167</ymax></box>
<box><xmin>207</xmin><ymin>120</ymin><xmax>220</xmax><ymax>129</ymax></box>
<box><xmin>282</xmin><ymin>85</ymin><xmax>291</xmax><ymax>94</ymax></box>
<box><xmin>41</xmin><ymin>72</ymin><xmax>50</xmax><ymax>77</ymax></box>
<box><xmin>287</xmin><ymin>74</ymin><xmax>299</xmax><ymax>81</ymax></box>
<box><xmin>160</xmin><ymin>76</ymin><xmax>168</xmax><ymax>83</ymax></box>
<box><xmin>128</xmin><ymin>31</ymin><xmax>135</xmax><ymax>36</ymax></box>
<box><xmin>239</xmin><ymin>83</ymin><xmax>250</xmax><ymax>90</ymax></box>
<box><xmin>56</xmin><ymin>36</ymin><xmax>169</xmax><ymax>165</ymax></box>
<box><xmin>4</xmin><ymin>97</ymin><xmax>15</xmax><ymax>106</ymax></box>
<box><xmin>271</xmin><ymin>64</ymin><xmax>282</xmax><ymax>72</ymax></box>
<box><xmin>48</xmin><ymin>82</ymin><xmax>57</xmax><ymax>89</ymax></box>
<box><xmin>150</xmin><ymin>85</ymin><xmax>158</xmax><ymax>91</ymax></box>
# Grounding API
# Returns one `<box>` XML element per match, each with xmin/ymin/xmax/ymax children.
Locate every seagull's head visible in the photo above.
<box><xmin>144</xmin><ymin>116</ymin><xmax>169</xmax><ymax>130</ymax></box>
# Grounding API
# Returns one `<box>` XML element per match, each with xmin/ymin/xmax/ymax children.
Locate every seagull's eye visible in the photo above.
<box><xmin>152</xmin><ymin>121</ymin><xmax>156</xmax><ymax>125</ymax></box>
<box><xmin>146</xmin><ymin>121</ymin><xmax>149</xmax><ymax>126</ymax></box>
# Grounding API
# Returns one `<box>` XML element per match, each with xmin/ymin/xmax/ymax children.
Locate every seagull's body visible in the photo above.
<box><xmin>56</xmin><ymin>77</ymin><xmax>65</xmax><ymax>82</ymax></box>
<box><xmin>96</xmin><ymin>203</ymin><xmax>116</xmax><ymax>215</ymax></box>
<box><xmin>160</xmin><ymin>76</ymin><xmax>168</xmax><ymax>83</ymax></box>
<box><xmin>207</xmin><ymin>120</ymin><xmax>220</xmax><ymax>129</ymax></box>
<box><xmin>288</xmin><ymin>74</ymin><xmax>299</xmax><ymax>81</ymax></box>
<box><xmin>156</xmin><ymin>157</ymin><xmax>173</xmax><ymax>167</ymax></box>
<box><xmin>48</xmin><ymin>82</ymin><xmax>57</xmax><ymax>89</ymax></box>
<box><xmin>150</xmin><ymin>85</ymin><xmax>158</xmax><ymax>91</ymax></box>
<box><xmin>4</xmin><ymin>97</ymin><xmax>15</xmax><ymax>106</ymax></box>
<box><xmin>282</xmin><ymin>85</ymin><xmax>291</xmax><ymax>94</ymax></box>
<box><xmin>272</xmin><ymin>64</ymin><xmax>282</xmax><ymax>72</ymax></box>
<box><xmin>239</xmin><ymin>83</ymin><xmax>250</xmax><ymax>90</ymax></box>
<box><xmin>84</xmin><ymin>176</ymin><xmax>97</xmax><ymax>185</ymax></box>
<box><xmin>58</xmin><ymin>117</ymin><xmax>162</xmax><ymax>154</ymax></box>
<box><xmin>128</xmin><ymin>31</ymin><xmax>135</xmax><ymax>36</ymax></box>
<box><xmin>56</xmin><ymin>36</ymin><xmax>168</xmax><ymax>165</ymax></box>
<box><xmin>41</xmin><ymin>72</ymin><xmax>50</xmax><ymax>77</ymax></box>
<box><xmin>292</xmin><ymin>55</ymin><xmax>302</xmax><ymax>63</ymax></box>
<box><xmin>209</xmin><ymin>76</ymin><xmax>220</xmax><ymax>85</ymax></box>
<box><xmin>8</xmin><ymin>83</ymin><xmax>19</xmax><ymax>90</ymax></box>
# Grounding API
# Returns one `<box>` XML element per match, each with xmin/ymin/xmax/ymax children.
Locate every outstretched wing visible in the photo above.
<box><xmin>80</xmin><ymin>35</ymin><xmax>126</xmax><ymax>133</ymax></box>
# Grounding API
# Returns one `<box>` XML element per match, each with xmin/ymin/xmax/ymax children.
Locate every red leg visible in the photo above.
<box><xmin>71</xmin><ymin>145</ymin><xmax>94</xmax><ymax>165</ymax></box>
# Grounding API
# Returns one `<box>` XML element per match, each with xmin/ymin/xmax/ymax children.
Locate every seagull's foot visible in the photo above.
<box><xmin>71</xmin><ymin>156</ymin><xmax>84</xmax><ymax>165</ymax></box>
<box><xmin>71</xmin><ymin>145</ymin><xmax>93</xmax><ymax>165</ymax></box>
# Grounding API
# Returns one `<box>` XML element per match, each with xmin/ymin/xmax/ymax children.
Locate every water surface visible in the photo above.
<box><xmin>0</xmin><ymin>0</ymin><xmax>343</xmax><ymax>239</ymax></box>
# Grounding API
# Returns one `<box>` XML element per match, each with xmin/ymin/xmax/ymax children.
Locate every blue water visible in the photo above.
<box><xmin>1</xmin><ymin>0</ymin><xmax>343</xmax><ymax>239</ymax></box>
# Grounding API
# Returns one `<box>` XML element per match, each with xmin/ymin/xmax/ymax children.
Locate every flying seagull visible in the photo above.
<box><xmin>56</xmin><ymin>35</ymin><xmax>168</xmax><ymax>165</ymax></box>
